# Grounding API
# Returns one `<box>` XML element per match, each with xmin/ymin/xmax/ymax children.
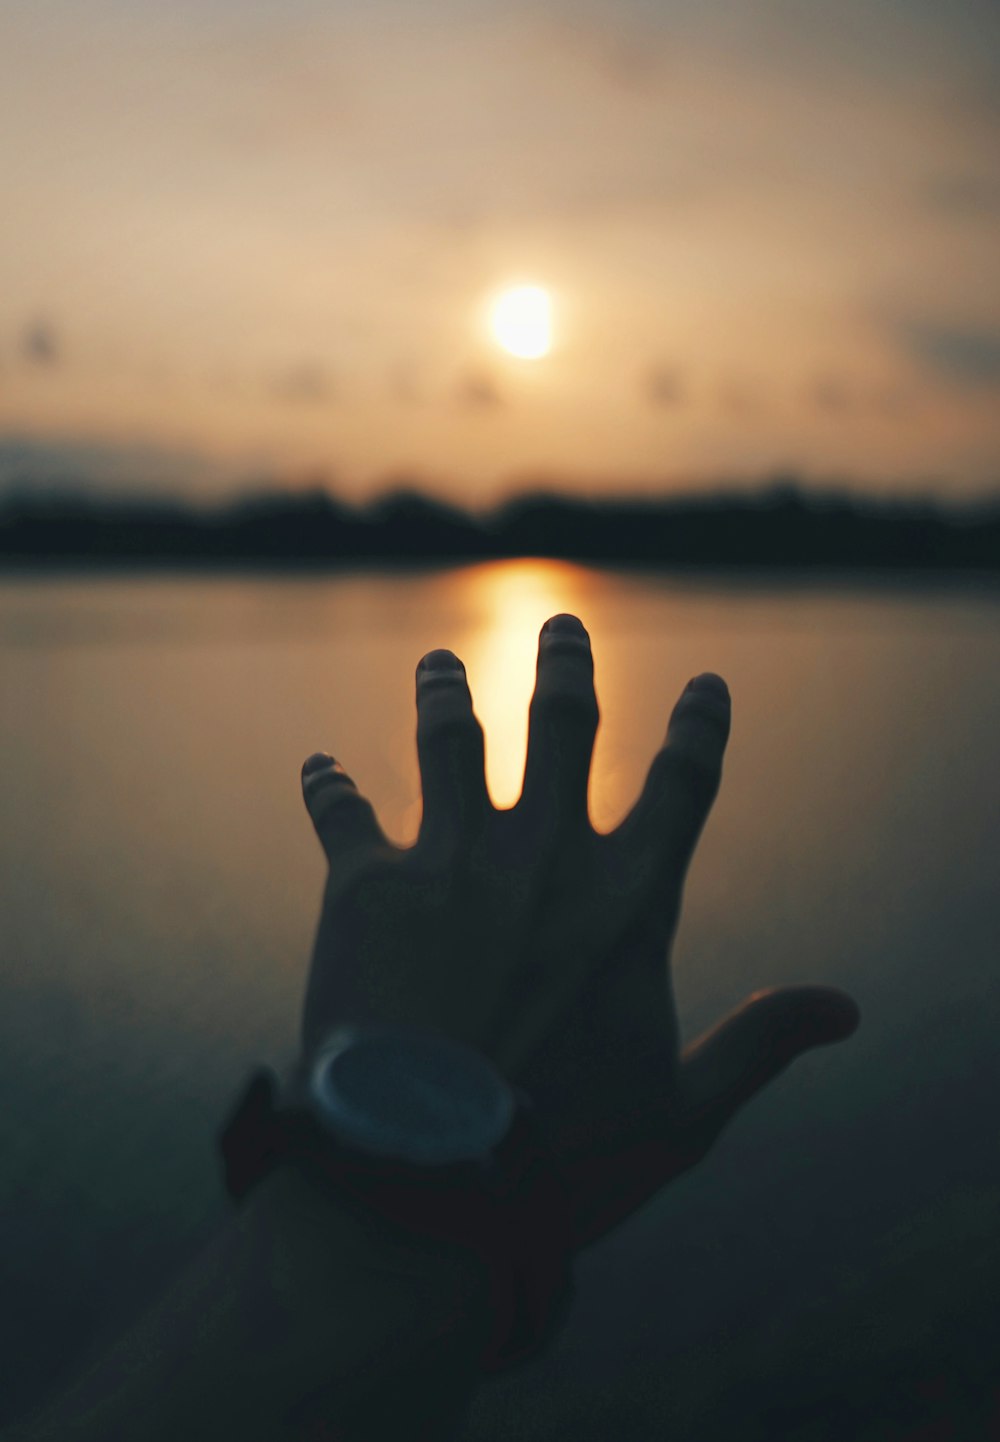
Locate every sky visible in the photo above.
<box><xmin>1</xmin><ymin>0</ymin><xmax>998</xmax><ymax>506</ymax></box>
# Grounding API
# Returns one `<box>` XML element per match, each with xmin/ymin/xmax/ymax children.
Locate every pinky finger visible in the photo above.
<box><xmin>301</xmin><ymin>752</ymin><xmax>389</xmax><ymax>870</ymax></box>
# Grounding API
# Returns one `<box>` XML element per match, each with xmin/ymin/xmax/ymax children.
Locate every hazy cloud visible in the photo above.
<box><xmin>454</xmin><ymin>369</ymin><xmax>503</xmax><ymax>410</ymax></box>
<box><xmin>919</xmin><ymin>171</ymin><xmax>1000</xmax><ymax>217</ymax></box>
<box><xmin>642</xmin><ymin>364</ymin><xmax>684</xmax><ymax>408</ymax></box>
<box><xmin>808</xmin><ymin>374</ymin><xmax>855</xmax><ymax>413</ymax></box>
<box><xmin>872</xmin><ymin>386</ymin><xmax>914</xmax><ymax>417</ymax></box>
<box><xmin>0</xmin><ymin>433</ymin><xmax>239</xmax><ymax>498</ymax></box>
<box><xmin>268</xmin><ymin>363</ymin><xmax>333</xmax><ymax>404</ymax></box>
<box><xmin>21</xmin><ymin>318</ymin><xmax>59</xmax><ymax>366</ymax></box>
<box><xmin>536</xmin><ymin>10</ymin><xmax>667</xmax><ymax>93</ymax></box>
<box><xmin>717</xmin><ymin>376</ymin><xmax>764</xmax><ymax>414</ymax></box>
<box><xmin>807</xmin><ymin>375</ymin><xmax>917</xmax><ymax>417</ymax></box>
<box><xmin>388</xmin><ymin>361</ymin><xmax>422</xmax><ymax>405</ymax></box>
<box><xmin>902</xmin><ymin>321</ymin><xmax>1000</xmax><ymax>387</ymax></box>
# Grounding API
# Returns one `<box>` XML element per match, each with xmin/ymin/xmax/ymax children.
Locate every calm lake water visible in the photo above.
<box><xmin>1</xmin><ymin>561</ymin><xmax>999</xmax><ymax>1438</ymax></box>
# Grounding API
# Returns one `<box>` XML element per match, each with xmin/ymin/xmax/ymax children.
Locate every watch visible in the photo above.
<box><xmin>218</xmin><ymin>1022</ymin><xmax>577</xmax><ymax>1372</ymax></box>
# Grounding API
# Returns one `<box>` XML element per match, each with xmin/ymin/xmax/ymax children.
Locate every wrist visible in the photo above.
<box><xmin>236</xmin><ymin>1162</ymin><xmax>492</xmax><ymax>1436</ymax></box>
<box><xmin>242</xmin><ymin>1158</ymin><xmax>490</xmax><ymax>1314</ymax></box>
<box><xmin>224</xmin><ymin>1048</ymin><xmax>577</xmax><ymax>1379</ymax></box>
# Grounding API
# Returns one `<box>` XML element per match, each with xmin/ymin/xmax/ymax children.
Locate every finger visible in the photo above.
<box><xmin>519</xmin><ymin>614</ymin><xmax>599</xmax><ymax>837</ymax></box>
<box><xmin>679</xmin><ymin>984</ymin><xmax>862</xmax><ymax>1148</ymax></box>
<box><xmin>415</xmin><ymin>649</ymin><xmax>489</xmax><ymax>854</ymax></box>
<box><xmin>610</xmin><ymin>672</ymin><xmax>731</xmax><ymax>897</ymax></box>
<box><xmin>301</xmin><ymin>752</ymin><xmax>389</xmax><ymax>870</ymax></box>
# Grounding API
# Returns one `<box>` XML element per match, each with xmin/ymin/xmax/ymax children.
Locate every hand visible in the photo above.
<box><xmin>299</xmin><ymin>614</ymin><xmax>860</xmax><ymax>1250</ymax></box>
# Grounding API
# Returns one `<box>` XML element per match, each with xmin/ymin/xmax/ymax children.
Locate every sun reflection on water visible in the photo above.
<box><xmin>446</xmin><ymin>558</ymin><xmax>597</xmax><ymax>809</ymax></box>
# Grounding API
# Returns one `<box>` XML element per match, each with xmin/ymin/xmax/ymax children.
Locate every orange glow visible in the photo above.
<box><xmin>457</xmin><ymin>559</ymin><xmax>595</xmax><ymax>807</ymax></box>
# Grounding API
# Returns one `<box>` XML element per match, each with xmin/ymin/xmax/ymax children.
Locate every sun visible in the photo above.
<box><xmin>490</xmin><ymin>285</ymin><xmax>552</xmax><ymax>360</ymax></box>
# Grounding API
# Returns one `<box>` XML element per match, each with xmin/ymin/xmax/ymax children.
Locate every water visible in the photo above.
<box><xmin>1</xmin><ymin>561</ymin><xmax>998</xmax><ymax>1437</ymax></box>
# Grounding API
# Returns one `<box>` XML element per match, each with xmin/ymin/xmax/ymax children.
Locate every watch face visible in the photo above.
<box><xmin>310</xmin><ymin>1025</ymin><xmax>516</xmax><ymax>1165</ymax></box>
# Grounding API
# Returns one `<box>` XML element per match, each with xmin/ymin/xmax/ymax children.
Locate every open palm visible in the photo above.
<box><xmin>300</xmin><ymin>615</ymin><xmax>860</xmax><ymax>1251</ymax></box>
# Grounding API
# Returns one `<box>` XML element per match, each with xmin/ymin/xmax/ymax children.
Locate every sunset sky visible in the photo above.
<box><xmin>2</xmin><ymin>0</ymin><xmax>998</xmax><ymax>506</ymax></box>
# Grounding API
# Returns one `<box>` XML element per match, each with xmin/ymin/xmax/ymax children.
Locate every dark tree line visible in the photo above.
<box><xmin>1</xmin><ymin>479</ymin><xmax>998</xmax><ymax>571</ymax></box>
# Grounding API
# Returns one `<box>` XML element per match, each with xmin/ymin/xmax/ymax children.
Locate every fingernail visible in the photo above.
<box><xmin>418</xmin><ymin>649</ymin><xmax>464</xmax><ymax>672</ymax></box>
<box><xmin>542</xmin><ymin>614</ymin><xmax>588</xmax><ymax>638</ymax></box>
<box><xmin>302</xmin><ymin>752</ymin><xmax>334</xmax><ymax>776</ymax></box>
<box><xmin>687</xmin><ymin>673</ymin><xmax>730</xmax><ymax>702</ymax></box>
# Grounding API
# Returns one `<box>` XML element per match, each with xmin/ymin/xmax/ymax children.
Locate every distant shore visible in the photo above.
<box><xmin>1</xmin><ymin>479</ymin><xmax>998</xmax><ymax>572</ymax></box>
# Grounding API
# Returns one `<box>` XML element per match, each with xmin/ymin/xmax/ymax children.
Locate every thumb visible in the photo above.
<box><xmin>679</xmin><ymin>984</ymin><xmax>861</xmax><ymax>1144</ymax></box>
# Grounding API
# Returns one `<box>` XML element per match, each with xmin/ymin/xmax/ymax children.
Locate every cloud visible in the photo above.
<box><xmin>454</xmin><ymin>369</ymin><xmax>503</xmax><ymax>410</ymax></box>
<box><xmin>901</xmin><ymin>320</ymin><xmax>1000</xmax><ymax>387</ymax></box>
<box><xmin>535</xmin><ymin>10</ymin><xmax>668</xmax><ymax>93</ymax></box>
<box><xmin>808</xmin><ymin>374</ymin><xmax>855</xmax><ymax>413</ymax></box>
<box><xmin>871</xmin><ymin>386</ymin><xmax>914</xmax><ymax>417</ymax></box>
<box><xmin>717</xmin><ymin>376</ymin><xmax>764</xmax><ymax>414</ymax></box>
<box><xmin>268</xmin><ymin>363</ymin><xmax>334</xmax><ymax>403</ymax></box>
<box><xmin>919</xmin><ymin>171</ymin><xmax>1000</xmax><ymax>217</ymax></box>
<box><xmin>21</xmin><ymin>318</ymin><xmax>59</xmax><ymax>365</ymax></box>
<box><xmin>0</xmin><ymin>433</ymin><xmax>239</xmax><ymax>498</ymax></box>
<box><xmin>642</xmin><ymin>364</ymin><xmax>684</xmax><ymax>408</ymax></box>
<box><xmin>806</xmin><ymin>375</ymin><xmax>918</xmax><ymax>417</ymax></box>
<box><xmin>388</xmin><ymin>361</ymin><xmax>423</xmax><ymax>405</ymax></box>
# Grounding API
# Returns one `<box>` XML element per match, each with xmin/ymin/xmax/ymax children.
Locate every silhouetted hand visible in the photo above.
<box><xmin>300</xmin><ymin>614</ymin><xmax>860</xmax><ymax>1250</ymax></box>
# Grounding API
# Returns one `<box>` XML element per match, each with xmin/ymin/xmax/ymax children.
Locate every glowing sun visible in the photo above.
<box><xmin>490</xmin><ymin>285</ymin><xmax>552</xmax><ymax>359</ymax></box>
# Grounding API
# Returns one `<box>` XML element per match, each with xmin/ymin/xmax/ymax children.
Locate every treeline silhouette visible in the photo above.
<box><xmin>1</xmin><ymin>478</ymin><xmax>998</xmax><ymax>571</ymax></box>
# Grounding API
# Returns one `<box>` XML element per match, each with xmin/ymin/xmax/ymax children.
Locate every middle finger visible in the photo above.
<box><xmin>518</xmin><ymin>614</ymin><xmax>599</xmax><ymax>839</ymax></box>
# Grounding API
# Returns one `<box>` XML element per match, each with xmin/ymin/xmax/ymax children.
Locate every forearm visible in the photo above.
<box><xmin>5</xmin><ymin>1167</ymin><xmax>492</xmax><ymax>1442</ymax></box>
